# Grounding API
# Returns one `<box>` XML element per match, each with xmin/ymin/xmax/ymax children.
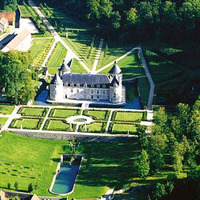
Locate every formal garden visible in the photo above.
<box><xmin>7</xmin><ymin>106</ymin><xmax>148</xmax><ymax>135</ymax></box>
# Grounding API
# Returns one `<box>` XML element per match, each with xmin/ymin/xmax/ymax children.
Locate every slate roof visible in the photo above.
<box><xmin>62</xmin><ymin>73</ymin><xmax>110</xmax><ymax>85</ymax></box>
<box><xmin>7</xmin><ymin>28</ymin><xmax>30</xmax><ymax>50</ymax></box>
<box><xmin>111</xmin><ymin>76</ymin><xmax>119</xmax><ymax>86</ymax></box>
<box><xmin>109</xmin><ymin>61</ymin><xmax>122</xmax><ymax>75</ymax></box>
<box><xmin>51</xmin><ymin>73</ymin><xmax>63</xmax><ymax>85</ymax></box>
<box><xmin>59</xmin><ymin>60</ymin><xmax>71</xmax><ymax>73</ymax></box>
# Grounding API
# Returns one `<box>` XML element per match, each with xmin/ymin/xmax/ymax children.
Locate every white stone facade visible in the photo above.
<box><xmin>49</xmin><ymin>61</ymin><xmax>126</xmax><ymax>105</ymax></box>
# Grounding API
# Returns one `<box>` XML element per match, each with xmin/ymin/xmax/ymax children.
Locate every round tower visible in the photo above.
<box><xmin>50</xmin><ymin>73</ymin><xmax>64</xmax><ymax>101</ymax></box>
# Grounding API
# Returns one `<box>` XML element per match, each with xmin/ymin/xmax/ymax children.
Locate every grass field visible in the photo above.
<box><xmin>19</xmin><ymin>107</ymin><xmax>47</xmax><ymax>117</ymax></box>
<box><xmin>0</xmin><ymin>118</ymin><xmax>8</xmax><ymax>125</ymax></box>
<box><xmin>0</xmin><ymin>132</ymin><xmax>186</xmax><ymax>198</ymax></box>
<box><xmin>85</xmin><ymin>110</ymin><xmax>109</xmax><ymax>120</ymax></box>
<box><xmin>45</xmin><ymin>119</ymin><xmax>73</xmax><ymax>131</ymax></box>
<box><xmin>29</xmin><ymin>39</ymin><xmax>54</xmax><ymax>66</ymax></box>
<box><xmin>47</xmin><ymin>42</ymin><xmax>67</xmax><ymax>75</ymax></box>
<box><xmin>99</xmin><ymin>51</ymin><xmax>144</xmax><ymax>79</ymax></box>
<box><xmin>71</xmin><ymin>58</ymin><xmax>87</xmax><ymax>73</ymax></box>
<box><xmin>50</xmin><ymin>108</ymin><xmax>81</xmax><ymax>118</ymax></box>
<box><xmin>10</xmin><ymin>118</ymin><xmax>42</xmax><ymax>130</ymax></box>
<box><xmin>111</xmin><ymin>123</ymin><xmax>137</xmax><ymax>134</ymax></box>
<box><xmin>113</xmin><ymin>111</ymin><xmax>145</xmax><ymax>122</ymax></box>
<box><xmin>79</xmin><ymin>122</ymin><xmax>105</xmax><ymax>133</ymax></box>
<box><xmin>0</xmin><ymin>106</ymin><xmax>14</xmax><ymax>115</ymax></box>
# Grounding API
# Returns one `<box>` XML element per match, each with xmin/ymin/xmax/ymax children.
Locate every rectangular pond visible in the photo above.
<box><xmin>50</xmin><ymin>155</ymin><xmax>82</xmax><ymax>195</ymax></box>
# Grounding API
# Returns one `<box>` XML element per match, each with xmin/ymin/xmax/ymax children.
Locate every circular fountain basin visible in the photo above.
<box><xmin>66</xmin><ymin>115</ymin><xmax>94</xmax><ymax>125</ymax></box>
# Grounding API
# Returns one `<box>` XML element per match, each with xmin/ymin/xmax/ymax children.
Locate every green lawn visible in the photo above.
<box><xmin>71</xmin><ymin>58</ymin><xmax>87</xmax><ymax>73</ymax></box>
<box><xmin>29</xmin><ymin>38</ymin><xmax>54</xmax><ymax>66</ymax></box>
<box><xmin>113</xmin><ymin>111</ymin><xmax>144</xmax><ymax>122</ymax></box>
<box><xmin>0</xmin><ymin>106</ymin><xmax>14</xmax><ymax>115</ymax></box>
<box><xmin>111</xmin><ymin>123</ymin><xmax>137</xmax><ymax>134</ymax></box>
<box><xmin>138</xmin><ymin>77</ymin><xmax>150</xmax><ymax>107</ymax></box>
<box><xmin>79</xmin><ymin>122</ymin><xmax>105</xmax><ymax>133</ymax></box>
<box><xmin>19</xmin><ymin>107</ymin><xmax>47</xmax><ymax>117</ymax></box>
<box><xmin>0</xmin><ymin>118</ymin><xmax>8</xmax><ymax>125</ymax></box>
<box><xmin>19</xmin><ymin>5</ymin><xmax>32</xmax><ymax>18</ymax></box>
<box><xmin>0</xmin><ymin>132</ymin><xmax>185</xmax><ymax>198</ymax></box>
<box><xmin>10</xmin><ymin>118</ymin><xmax>42</xmax><ymax>130</ymax></box>
<box><xmin>99</xmin><ymin>51</ymin><xmax>144</xmax><ymax>79</ymax></box>
<box><xmin>47</xmin><ymin>42</ymin><xmax>67</xmax><ymax>75</ymax></box>
<box><xmin>97</xmin><ymin>42</ymin><xmax>135</xmax><ymax>70</ymax></box>
<box><xmin>84</xmin><ymin>110</ymin><xmax>110</xmax><ymax>120</ymax></box>
<box><xmin>50</xmin><ymin>108</ymin><xmax>81</xmax><ymax>118</ymax></box>
<box><xmin>45</xmin><ymin>119</ymin><xmax>74</xmax><ymax>131</ymax></box>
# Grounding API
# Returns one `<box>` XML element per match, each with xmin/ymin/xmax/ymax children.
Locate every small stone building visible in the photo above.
<box><xmin>0</xmin><ymin>18</ymin><xmax>8</xmax><ymax>33</ymax></box>
<box><xmin>49</xmin><ymin>61</ymin><xmax>126</xmax><ymax>105</ymax></box>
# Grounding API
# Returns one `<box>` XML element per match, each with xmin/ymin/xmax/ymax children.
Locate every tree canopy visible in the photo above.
<box><xmin>0</xmin><ymin>51</ymin><xmax>35</xmax><ymax>104</ymax></box>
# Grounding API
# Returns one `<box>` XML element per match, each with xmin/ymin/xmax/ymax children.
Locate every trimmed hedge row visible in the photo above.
<box><xmin>49</xmin><ymin>108</ymin><xmax>81</xmax><ymax>118</ymax></box>
<box><xmin>9</xmin><ymin>118</ymin><xmax>44</xmax><ymax>130</ymax></box>
<box><xmin>112</xmin><ymin>111</ymin><xmax>147</xmax><ymax>122</ymax></box>
<box><xmin>84</xmin><ymin>110</ymin><xmax>110</xmax><ymax>121</ymax></box>
<box><xmin>18</xmin><ymin>107</ymin><xmax>48</xmax><ymax>117</ymax></box>
<box><xmin>43</xmin><ymin>119</ymin><xmax>76</xmax><ymax>132</ymax></box>
<box><xmin>108</xmin><ymin>122</ymin><xmax>138</xmax><ymax>134</ymax></box>
<box><xmin>79</xmin><ymin>122</ymin><xmax>106</xmax><ymax>133</ymax></box>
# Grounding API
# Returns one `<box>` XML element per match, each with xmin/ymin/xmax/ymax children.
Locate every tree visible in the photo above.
<box><xmin>134</xmin><ymin>150</ymin><xmax>150</xmax><ymax>178</ymax></box>
<box><xmin>28</xmin><ymin>183</ymin><xmax>33</xmax><ymax>192</ymax></box>
<box><xmin>136</xmin><ymin>124</ymin><xmax>148</xmax><ymax>149</ymax></box>
<box><xmin>152</xmin><ymin>183</ymin><xmax>167</xmax><ymax>200</ymax></box>
<box><xmin>148</xmin><ymin>134</ymin><xmax>167</xmax><ymax>171</ymax></box>
<box><xmin>0</xmin><ymin>51</ymin><xmax>35</xmax><ymax>104</ymax></box>
<box><xmin>14</xmin><ymin>182</ymin><xmax>18</xmax><ymax>190</ymax></box>
<box><xmin>126</xmin><ymin>7</ymin><xmax>138</xmax><ymax>26</ymax></box>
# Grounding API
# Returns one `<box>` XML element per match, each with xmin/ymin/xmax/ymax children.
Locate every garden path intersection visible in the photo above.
<box><xmin>0</xmin><ymin>105</ymin><xmax>153</xmax><ymax>137</ymax></box>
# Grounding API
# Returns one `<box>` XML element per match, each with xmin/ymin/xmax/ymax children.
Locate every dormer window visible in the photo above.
<box><xmin>91</xmin><ymin>83</ymin><xmax>94</xmax><ymax>88</ymax></box>
<box><xmin>84</xmin><ymin>83</ymin><xmax>87</xmax><ymax>87</ymax></box>
<box><xmin>97</xmin><ymin>84</ymin><xmax>100</xmax><ymax>88</ymax></box>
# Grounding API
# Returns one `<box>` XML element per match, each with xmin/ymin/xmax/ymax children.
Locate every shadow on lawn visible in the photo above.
<box><xmin>63</xmin><ymin>142</ymin><xmax>140</xmax><ymax>189</ymax></box>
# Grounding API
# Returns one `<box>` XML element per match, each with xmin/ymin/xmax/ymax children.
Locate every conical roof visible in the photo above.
<box><xmin>50</xmin><ymin>73</ymin><xmax>63</xmax><ymax>85</ymax></box>
<box><xmin>111</xmin><ymin>75</ymin><xmax>119</xmax><ymax>86</ymax></box>
<box><xmin>59</xmin><ymin>60</ymin><xmax>71</xmax><ymax>74</ymax></box>
<box><xmin>109</xmin><ymin>61</ymin><xmax>121</xmax><ymax>75</ymax></box>
<box><xmin>67</xmin><ymin>59</ymin><xmax>72</xmax><ymax>68</ymax></box>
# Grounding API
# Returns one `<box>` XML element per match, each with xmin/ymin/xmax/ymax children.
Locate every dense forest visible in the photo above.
<box><xmin>37</xmin><ymin>0</ymin><xmax>200</xmax><ymax>44</ymax></box>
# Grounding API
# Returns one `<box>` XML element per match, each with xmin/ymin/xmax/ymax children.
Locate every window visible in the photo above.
<box><xmin>97</xmin><ymin>84</ymin><xmax>100</xmax><ymax>88</ymax></box>
<box><xmin>97</xmin><ymin>90</ymin><xmax>99</xmax><ymax>94</ymax></box>
<box><xmin>91</xmin><ymin>95</ymin><xmax>93</xmax><ymax>99</ymax></box>
<box><xmin>71</xmin><ymin>89</ymin><xmax>73</xmax><ymax>93</ymax></box>
<box><xmin>77</xmin><ymin>89</ymin><xmax>79</xmax><ymax>92</ymax></box>
<box><xmin>91</xmin><ymin>90</ymin><xmax>93</xmax><ymax>94</ymax></box>
<box><xmin>103</xmin><ymin>91</ymin><xmax>106</xmax><ymax>95</ymax></box>
<box><xmin>97</xmin><ymin>95</ymin><xmax>99</xmax><ymax>99</ymax></box>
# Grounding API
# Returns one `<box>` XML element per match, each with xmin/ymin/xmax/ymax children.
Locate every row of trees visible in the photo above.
<box><xmin>0</xmin><ymin>51</ymin><xmax>35</xmax><ymax>104</ymax></box>
<box><xmin>39</xmin><ymin>0</ymin><xmax>200</xmax><ymax>43</ymax></box>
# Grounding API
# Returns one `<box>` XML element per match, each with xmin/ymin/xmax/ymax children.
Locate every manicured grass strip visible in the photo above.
<box><xmin>0</xmin><ymin>118</ymin><xmax>8</xmax><ymax>125</ymax></box>
<box><xmin>49</xmin><ymin>108</ymin><xmax>81</xmax><ymax>118</ymax></box>
<box><xmin>79</xmin><ymin>122</ymin><xmax>106</xmax><ymax>133</ymax></box>
<box><xmin>112</xmin><ymin>111</ymin><xmax>145</xmax><ymax>122</ymax></box>
<box><xmin>9</xmin><ymin>118</ymin><xmax>43</xmax><ymax>130</ymax></box>
<box><xmin>84</xmin><ymin>110</ymin><xmax>110</xmax><ymax>120</ymax></box>
<box><xmin>29</xmin><ymin>38</ymin><xmax>54</xmax><ymax>66</ymax></box>
<box><xmin>110</xmin><ymin>123</ymin><xmax>137</xmax><ymax>134</ymax></box>
<box><xmin>47</xmin><ymin>42</ymin><xmax>67</xmax><ymax>75</ymax></box>
<box><xmin>0</xmin><ymin>106</ymin><xmax>14</xmax><ymax>115</ymax></box>
<box><xmin>44</xmin><ymin>119</ymin><xmax>76</xmax><ymax>131</ymax></box>
<box><xmin>71</xmin><ymin>58</ymin><xmax>87</xmax><ymax>73</ymax></box>
<box><xmin>18</xmin><ymin>107</ymin><xmax>48</xmax><ymax>117</ymax></box>
<box><xmin>99</xmin><ymin>50</ymin><xmax>145</xmax><ymax>79</ymax></box>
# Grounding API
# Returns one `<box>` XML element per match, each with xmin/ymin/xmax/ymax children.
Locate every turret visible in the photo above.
<box><xmin>49</xmin><ymin>73</ymin><xmax>64</xmax><ymax>101</ymax></box>
<box><xmin>109</xmin><ymin>61</ymin><xmax>122</xmax><ymax>85</ymax></box>
<box><xmin>59</xmin><ymin>59</ymin><xmax>71</xmax><ymax>77</ymax></box>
